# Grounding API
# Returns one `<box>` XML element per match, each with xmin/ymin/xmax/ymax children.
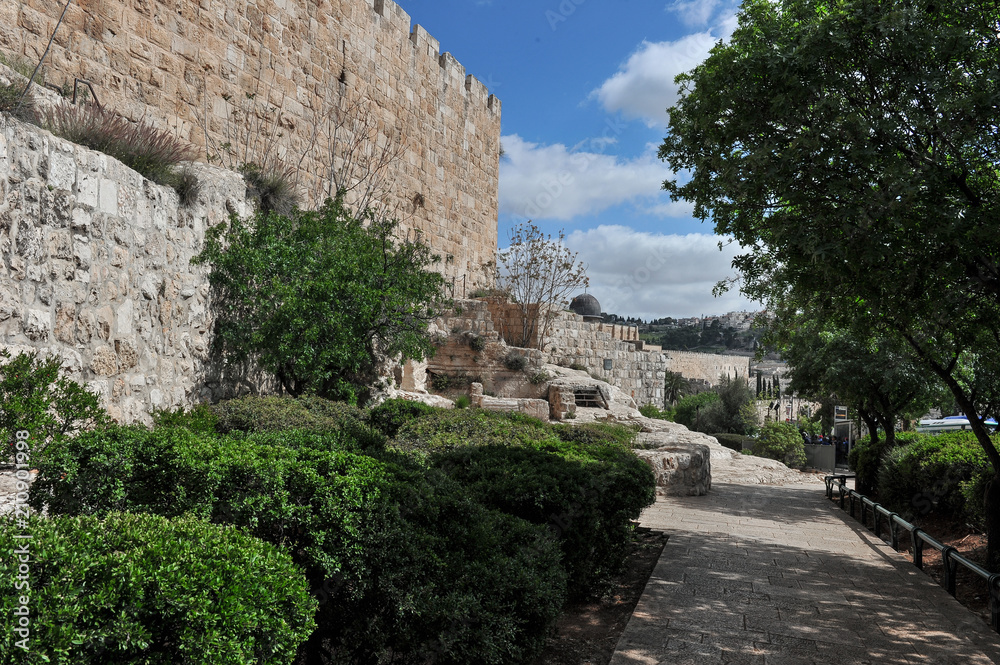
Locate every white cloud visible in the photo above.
<box><xmin>592</xmin><ymin>5</ymin><xmax>740</xmax><ymax>127</ymax></box>
<box><xmin>564</xmin><ymin>226</ymin><xmax>759</xmax><ymax>319</ymax></box>
<box><xmin>667</xmin><ymin>0</ymin><xmax>724</xmax><ymax>28</ymax></box>
<box><xmin>499</xmin><ymin>134</ymin><xmax>684</xmax><ymax>221</ymax></box>
<box><xmin>591</xmin><ymin>34</ymin><xmax>719</xmax><ymax>127</ymax></box>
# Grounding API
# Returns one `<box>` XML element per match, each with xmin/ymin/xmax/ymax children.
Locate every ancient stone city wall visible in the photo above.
<box><xmin>0</xmin><ymin>0</ymin><xmax>500</xmax><ymax>285</ymax></box>
<box><xmin>663</xmin><ymin>350</ymin><xmax>751</xmax><ymax>387</ymax></box>
<box><xmin>0</xmin><ymin>117</ymin><xmax>251</xmax><ymax>424</ymax></box>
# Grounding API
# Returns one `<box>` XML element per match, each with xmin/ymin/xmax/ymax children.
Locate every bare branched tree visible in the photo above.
<box><xmin>301</xmin><ymin>87</ymin><xmax>407</xmax><ymax>221</ymax></box>
<box><xmin>199</xmin><ymin>62</ymin><xmax>407</xmax><ymax>221</ymax></box>
<box><xmin>489</xmin><ymin>221</ymin><xmax>589</xmax><ymax>349</ymax></box>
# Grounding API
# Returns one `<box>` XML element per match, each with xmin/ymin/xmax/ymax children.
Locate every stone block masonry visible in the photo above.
<box><xmin>663</xmin><ymin>349</ymin><xmax>751</xmax><ymax>387</ymax></box>
<box><xmin>0</xmin><ymin>118</ymin><xmax>251</xmax><ymax>424</ymax></box>
<box><xmin>1</xmin><ymin>0</ymin><xmax>500</xmax><ymax>287</ymax></box>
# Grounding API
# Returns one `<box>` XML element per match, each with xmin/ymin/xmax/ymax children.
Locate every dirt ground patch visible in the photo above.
<box><xmin>530</xmin><ymin>526</ymin><xmax>668</xmax><ymax>665</ymax></box>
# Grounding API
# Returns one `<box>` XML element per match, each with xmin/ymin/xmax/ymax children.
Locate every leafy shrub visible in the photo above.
<box><xmin>848</xmin><ymin>431</ymin><xmax>922</xmax><ymax>497</ymax></box>
<box><xmin>454</xmin><ymin>394</ymin><xmax>471</xmax><ymax>409</ymax></box>
<box><xmin>713</xmin><ymin>433</ymin><xmax>752</xmax><ymax>452</ymax></box>
<box><xmin>751</xmin><ymin>421</ymin><xmax>806</xmax><ymax>468</ymax></box>
<box><xmin>469</xmin><ymin>334</ymin><xmax>487</xmax><ymax>352</ymax></box>
<box><xmin>152</xmin><ymin>403</ymin><xmax>219</xmax><ymax>436</ymax></box>
<box><xmin>0</xmin><ymin>350</ymin><xmax>107</xmax><ymax>464</ymax></box>
<box><xmin>392</xmin><ymin>409</ymin><xmax>558</xmax><ymax>453</ymax></box>
<box><xmin>961</xmin><ymin>469</ymin><xmax>992</xmax><ymax>532</ymax></box>
<box><xmin>639</xmin><ymin>403</ymin><xmax>665</xmax><ymax>419</ymax></box>
<box><xmin>35</xmin><ymin>102</ymin><xmax>193</xmax><ymax>187</ymax></box>
<box><xmin>207</xmin><ymin>394</ymin><xmax>385</xmax><ymax>452</ymax></box>
<box><xmin>672</xmin><ymin>391</ymin><xmax>720</xmax><ymax>429</ymax></box>
<box><xmin>569</xmin><ymin>362</ymin><xmax>588</xmax><ymax>372</ymax></box>
<box><xmin>194</xmin><ymin>197</ymin><xmax>446</xmax><ymax>403</ymax></box>
<box><xmin>504</xmin><ymin>353</ymin><xmax>528</xmax><ymax>371</ymax></box>
<box><xmin>30</xmin><ymin>426</ymin><xmax>565</xmax><ymax>664</ymax></box>
<box><xmin>0</xmin><ymin>512</ymin><xmax>316</xmax><ymax>664</ymax></box>
<box><xmin>430</xmin><ymin>439</ymin><xmax>654</xmax><ymax>599</ymax></box>
<box><xmin>367</xmin><ymin>398</ymin><xmax>437</xmax><ymax>437</ymax></box>
<box><xmin>877</xmin><ymin>431</ymin><xmax>991</xmax><ymax>520</ymax></box>
<box><xmin>552</xmin><ymin>421</ymin><xmax>639</xmax><ymax>449</ymax></box>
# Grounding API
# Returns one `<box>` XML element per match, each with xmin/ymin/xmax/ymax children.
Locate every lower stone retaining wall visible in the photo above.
<box><xmin>0</xmin><ymin>118</ymin><xmax>250</xmax><ymax>424</ymax></box>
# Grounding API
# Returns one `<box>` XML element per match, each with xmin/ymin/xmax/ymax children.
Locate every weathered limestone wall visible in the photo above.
<box><xmin>664</xmin><ymin>350</ymin><xmax>751</xmax><ymax>388</ymax></box>
<box><xmin>425</xmin><ymin>299</ymin><xmax>546</xmax><ymax>399</ymax></box>
<box><xmin>541</xmin><ymin>310</ymin><xmax>667</xmax><ymax>408</ymax></box>
<box><xmin>1</xmin><ymin>0</ymin><xmax>500</xmax><ymax>285</ymax></box>
<box><xmin>0</xmin><ymin>118</ymin><xmax>250</xmax><ymax>423</ymax></box>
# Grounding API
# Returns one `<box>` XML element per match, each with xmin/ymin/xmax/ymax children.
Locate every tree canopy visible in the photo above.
<box><xmin>194</xmin><ymin>196</ymin><xmax>446</xmax><ymax>403</ymax></box>
<box><xmin>660</xmin><ymin>0</ymin><xmax>1000</xmax><ymax>561</ymax></box>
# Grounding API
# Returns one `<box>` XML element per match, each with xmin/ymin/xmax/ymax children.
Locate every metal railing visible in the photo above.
<box><xmin>825</xmin><ymin>474</ymin><xmax>1000</xmax><ymax>632</ymax></box>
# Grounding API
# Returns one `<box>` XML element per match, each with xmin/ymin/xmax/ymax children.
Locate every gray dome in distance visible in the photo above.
<box><xmin>569</xmin><ymin>293</ymin><xmax>602</xmax><ymax>319</ymax></box>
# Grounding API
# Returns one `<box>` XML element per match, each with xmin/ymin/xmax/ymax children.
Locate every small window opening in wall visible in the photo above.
<box><xmin>338</xmin><ymin>70</ymin><xmax>347</xmax><ymax>89</ymax></box>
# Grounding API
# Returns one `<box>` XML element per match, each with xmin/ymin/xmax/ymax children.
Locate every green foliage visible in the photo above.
<box><xmin>35</xmin><ymin>102</ymin><xmax>193</xmax><ymax>188</ymax></box>
<box><xmin>639</xmin><ymin>403</ymin><xmax>666</xmax><ymax>419</ymax></box>
<box><xmin>671</xmin><ymin>391</ymin><xmax>720</xmax><ymax>430</ymax></box>
<box><xmin>367</xmin><ymin>398</ymin><xmax>437</xmax><ymax>437</ymax></box>
<box><xmin>30</xmin><ymin>426</ymin><xmax>566</xmax><ymax>664</ymax></box>
<box><xmin>877</xmin><ymin>431</ymin><xmax>992</xmax><ymax>520</ymax></box>
<box><xmin>848</xmin><ymin>431</ymin><xmax>922</xmax><ymax>498</ymax></box>
<box><xmin>0</xmin><ymin>512</ymin><xmax>316</xmax><ymax>664</ymax></box>
<box><xmin>454</xmin><ymin>395</ymin><xmax>471</xmax><ymax>409</ymax></box>
<box><xmin>694</xmin><ymin>376</ymin><xmax>757</xmax><ymax>435</ymax></box>
<box><xmin>391</xmin><ymin>409</ymin><xmax>558</xmax><ymax>453</ymax></box>
<box><xmin>751</xmin><ymin>421</ymin><xmax>806</xmax><ymax>469</ymax></box>
<box><xmin>552</xmin><ymin>421</ymin><xmax>639</xmax><ymax>449</ymax></box>
<box><xmin>194</xmin><ymin>196</ymin><xmax>446</xmax><ymax>402</ymax></box>
<box><xmin>152</xmin><ymin>403</ymin><xmax>219</xmax><ymax>436</ymax></box>
<box><xmin>0</xmin><ymin>350</ymin><xmax>107</xmax><ymax>464</ymax></box>
<box><xmin>469</xmin><ymin>334</ymin><xmax>487</xmax><ymax>352</ymax></box>
<box><xmin>431</xmin><ymin>442</ymin><xmax>653</xmax><ymax>599</ymax></box>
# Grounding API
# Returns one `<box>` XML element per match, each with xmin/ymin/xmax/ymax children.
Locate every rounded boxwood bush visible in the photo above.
<box><xmin>877</xmin><ymin>431</ymin><xmax>991</xmax><ymax>520</ymax></box>
<box><xmin>367</xmin><ymin>398</ymin><xmax>438</xmax><ymax>437</ymax></box>
<box><xmin>430</xmin><ymin>442</ymin><xmax>653</xmax><ymax>599</ymax></box>
<box><xmin>208</xmin><ymin>395</ymin><xmax>383</xmax><ymax>451</ymax></box>
<box><xmin>0</xmin><ymin>512</ymin><xmax>316</xmax><ymax>664</ymax></box>
<box><xmin>392</xmin><ymin>409</ymin><xmax>559</xmax><ymax>452</ymax></box>
<box><xmin>29</xmin><ymin>425</ymin><xmax>566</xmax><ymax>665</ymax></box>
<box><xmin>752</xmin><ymin>421</ymin><xmax>806</xmax><ymax>468</ymax></box>
<box><xmin>848</xmin><ymin>431</ymin><xmax>922</xmax><ymax>497</ymax></box>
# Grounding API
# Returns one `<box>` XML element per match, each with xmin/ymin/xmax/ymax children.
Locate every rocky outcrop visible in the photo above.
<box><xmin>635</xmin><ymin>443</ymin><xmax>711</xmax><ymax>497</ymax></box>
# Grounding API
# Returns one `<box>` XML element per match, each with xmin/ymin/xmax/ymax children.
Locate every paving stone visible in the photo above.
<box><xmin>609</xmin><ymin>477</ymin><xmax>1000</xmax><ymax>665</ymax></box>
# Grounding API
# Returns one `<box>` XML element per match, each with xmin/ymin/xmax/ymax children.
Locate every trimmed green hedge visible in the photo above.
<box><xmin>0</xmin><ymin>513</ymin><xmax>315</xmax><ymax>664</ymax></box>
<box><xmin>713</xmin><ymin>433</ymin><xmax>752</xmax><ymax>452</ymax></box>
<box><xmin>367</xmin><ymin>398</ymin><xmax>437</xmax><ymax>437</ymax></box>
<box><xmin>29</xmin><ymin>426</ymin><xmax>565</xmax><ymax>664</ymax></box>
<box><xmin>397</xmin><ymin>409</ymin><xmax>655</xmax><ymax>598</ymax></box>
<box><xmin>848</xmin><ymin>431</ymin><xmax>923</xmax><ymax>497</ymax></box>
<box><xmin>877</xmin><ymin>431</ymin><xmax>992</xmax><ymax>521</ymax></box>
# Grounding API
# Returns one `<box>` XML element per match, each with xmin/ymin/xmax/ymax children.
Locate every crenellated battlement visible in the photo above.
<box><xmin>1</xmin><ymin>0</ymin><xmax>501</xmax><ymax>285</ymax></box>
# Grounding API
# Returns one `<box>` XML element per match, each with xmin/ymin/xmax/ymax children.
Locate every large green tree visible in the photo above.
<box><xmin>659</xmin><ymin>0</ymin><xmax>1000</xmax><ymax>562</ymax></box>
<box><xmin>194</xmin><ymin>196</ymin><xmax>446</xmax><ymax>403</ymax></box>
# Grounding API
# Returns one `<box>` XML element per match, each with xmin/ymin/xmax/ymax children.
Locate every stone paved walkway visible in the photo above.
<box><xmin>611</xmin><ymin>478</ymin><xmax>1000</xmax><ymax>665</ymax></box>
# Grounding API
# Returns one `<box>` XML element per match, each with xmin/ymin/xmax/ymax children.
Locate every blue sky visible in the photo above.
<box><xmin>396</xmin><ymin>0</ymin><xmax>759</xmax><ymax>319</ymax></box>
